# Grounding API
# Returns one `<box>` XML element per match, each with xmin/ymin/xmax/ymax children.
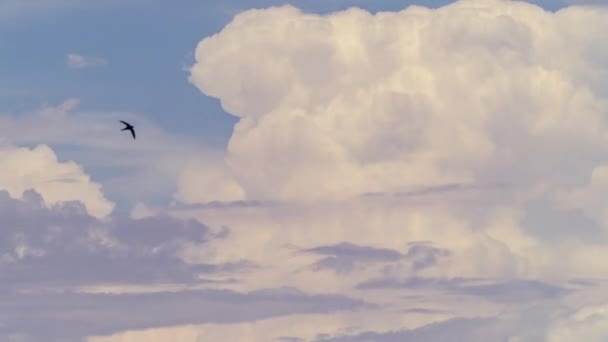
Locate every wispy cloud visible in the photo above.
<box><xmin>0</xmin><ymin>0</ymin><xmax>74</xmax><ymax>20</ymax></box>
<box><xmin>357</xmin><ymin>277</ymin><xmax>571</xmax><ymax>303</ymax></box>
<box><xmin>299</xmin><ymin>242</ymin><xmax>449</xmax><ymax>274</ymax></box>
<box><xmin>66</xmin><ymin>53</ymin><xmax>107</xmax><ymax>69</ymax></box>
<box><xmin>0</xmin><ymin>0</ymin><xmax>124</xmax><ymax>20</ymax></box>
<box><xmin>1</xmin><ymin>288</ymin><xmax>367</xmax><ymax>342</ymax></box>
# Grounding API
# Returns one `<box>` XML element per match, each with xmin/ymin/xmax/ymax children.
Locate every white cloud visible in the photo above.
<box><xmin>181</xmin><ymin>0</ymin><xmax>608</xmax><ymax>282</ymax></box>
<box><xmin>174</xmin><ymin>159</ymin><xmax>245</xmax><ymax>204</ymax></box>
<box><xmin>167</xmin><ymin>0</ymin><xmax>608</xmax><ymax>340</ymax></box>
<box><xmin>67</xmin><ymin>53</ymin><xmax>107</xmax><ymax>69</ymax></box>
<box><xmin>187</xmin><ymin>0</ymin><xmax>608</xmax><ymax>203</ymax></box>
<box><xmin>0</xmin><ymin>99</ymin><xmax>213</xmax><ymax>203</ymax></box>
<box><xmin>0</xmin><ymin>144</ymin><xmax>113</xmax><ymax>218</ymax></box>
<box><xmin>130</xmin><ymin>202</ymin><xmax>157</xmax><ymax>219</ymax></box>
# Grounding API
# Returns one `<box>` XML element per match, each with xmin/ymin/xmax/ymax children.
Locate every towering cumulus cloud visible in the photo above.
<box><xmin>171</xmin><ymin>0</ymin><xmax>608</xmax><ymax>340</ymax></box>
<box><xmin>183</xmin><ymin>0</ymin><xmax>608</xmax><ymax>288</ymax></box>
<box><xmin>188</xmin><ymin>0</ymin><xmax>608</xmax><ymax>202</ymax></box>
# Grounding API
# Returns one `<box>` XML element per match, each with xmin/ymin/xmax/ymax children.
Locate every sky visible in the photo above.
<box><xmin>2</xmin><ymin>0</ymin><xmax>608</xmax><ymax>341</ymax></box>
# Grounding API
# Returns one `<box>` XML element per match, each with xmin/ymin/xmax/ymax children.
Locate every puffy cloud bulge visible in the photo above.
<box><xmin>0</xmin><ymin>144</ymin><xmax>113</xmax><ymax>218</ymax></box>
<box><xmin>181</xmin><ymin>0</ymin><xmax>608</xmax><ymax>294</ymax></box>
<box><xmin>188</xmin><ymin>0</ymin><xmax>608</xmax><ymax>203</ymax></box>
<box><xmin>173</xmin><ymin>1</ymin><xmax>608</xmax><ymax>340</ymax></box>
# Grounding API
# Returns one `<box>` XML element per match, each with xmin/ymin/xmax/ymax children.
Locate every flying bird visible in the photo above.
<box><xmin>120</xmin><ymin>120</ymin><xmax>136</xmax><ymax>139</ymax></box>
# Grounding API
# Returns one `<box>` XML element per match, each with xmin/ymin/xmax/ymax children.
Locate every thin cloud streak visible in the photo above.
<box><xmin>66</xmin><ymin>54</ymin><xmax>107</xmax><ymax>69</ymax></box>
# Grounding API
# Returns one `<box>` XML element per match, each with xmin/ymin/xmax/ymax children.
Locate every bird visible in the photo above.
<box><xmin>119</xmin><ymin>120</ymin><xmax>136</xmax><ymax>140</ymax></box>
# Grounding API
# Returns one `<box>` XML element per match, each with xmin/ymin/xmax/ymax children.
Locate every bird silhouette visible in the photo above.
<box><xmin>120</xmin><ymin>120</ymin><xmax>136</xmax><ymax>139</ymax></box>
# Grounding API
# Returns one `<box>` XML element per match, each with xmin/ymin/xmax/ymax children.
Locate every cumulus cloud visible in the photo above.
<box><xmin>187</xmin><ymin>0</ymin><xmax>608</xmax><ymax>203</ymax></box>
<box><xmin>174</xmin><ymin>159</ymin><xmax>245</xmax><ymax>203</ymax></box>
<box><xmin>67</xmin><ymin>53</ymin><xmax>107</xmax><ymax>69</ymax></box>
<box><xmin>0</xmin><ymin>99</ymin><xmax>215</xmax><ymax>203</ymax></box>
<box><xmin>184</xmin><ymin>0</ymin><xmax>608</xmax><ymax>271</ymax></box>
<box><xmin>0</xmin><ymin>189</ymin><xmax>217</xmax><ymax>288</ymax></box>
<box><xmin>170</xmin><ymin>0</ymin><xmax>608</xmax><ymax>340</ymax></box>
<box><xmin>0</xmin><ymin>144</ymin><xmax>113</xmax><ymax>218</ymax></box>
<box><xmin>130</xmin><ymin>202</ymin><xmax>158</xmax><ymax>219</ymax></box>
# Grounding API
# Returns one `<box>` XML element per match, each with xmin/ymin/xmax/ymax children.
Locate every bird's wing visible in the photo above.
<box><xmin>130</xmin><ymin>128</ymin><xmax>136</xmax><ymax>139</ymax></box>
<box><xmin>120</xmin><ymin>120</ymin><xmax>129</xmax><ymax>127</ymax></box>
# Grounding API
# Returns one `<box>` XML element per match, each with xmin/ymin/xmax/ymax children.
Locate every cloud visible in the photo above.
<box><xmin>316</xmin><ymin>302</ymin><xmax>608</xmax><ymax>342</ymax></box>
<box><xmin>1</xmin><ymin>288</ymin><xmax>367</xmax><ymax>342</ymax></box>
<box><xmin>300</xmin><ymin>242</ymin><xmax>449</xmax><ymax>274</ymax></box>
<box><xmin>168</xmin><ymin>0</ymin><xmax>608</xmax><ymax>340</ymax></box>
<box><xmin>166</xmin><ymin>193</ymin><xmax>586</xmax><ymax>340</ymax></box>
<box><xmin>0</xmin><ymin>99</ymin><xmax>216</xmax><ymax>203</ymax></box>
<box><xmin>0</xmin><ymin>143</ymin><xmax>113</xmax><ymax>218</ymax></box>
<box><xmin>0</xmin><ymin>189</ymin><xmax>223</xmax><ymax>288</ymax></box>
<box><xmin>174</xmin><ymin>159</ymin><xmax>245</xmax><ymax>203</ymax></box>
<box><xmin>182</xmin><ymin>0</ymin><xmax>608</xmax><ymax>270</ymax></box>
<box><xmin>6</xmin><ymin>0</ymin><xmax>608</xmax><ymax>340</ymax></box>
<box><xmin>187</xmin><ymin>0</ymin><xmax>608</xmax><ymax>203</ymax></box>
<box><xmin>358</xmin><ymin>276</ymin><xmax>570</xmax><ymax>303</ymax></box>
<box><xmin>315</xmin><ymin>316</ymin><xmax>534</xmax><ymax>342</ymax></box>
<box><xmin>547</xmin><ymin>304</ymin><xmax>608</xmax><ymax>341</ymax></box>
<box><xmin>66</xmin><ymin>54</ymin><xmax>107</xmax><ymax>69</ymax></box>
<box><xmin>0</xmin><ymin>189</ymin><xmax>372</xmax><ymax>341</ymax></box>
<box><xmin>302</xmin><ymin>242</ymin><xmax>403</xmax><ymax>274</ymax></box>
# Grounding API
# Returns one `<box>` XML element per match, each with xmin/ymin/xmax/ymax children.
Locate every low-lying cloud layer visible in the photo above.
<box><xmin>0</xmin><ymin>189</ymin><xmax>368</xmax><ymax>341</ymax></box>
<box><xmin>0</xmin><ymin>189</ymin><xmax>218</xmax><ymax>287</ymax></box>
